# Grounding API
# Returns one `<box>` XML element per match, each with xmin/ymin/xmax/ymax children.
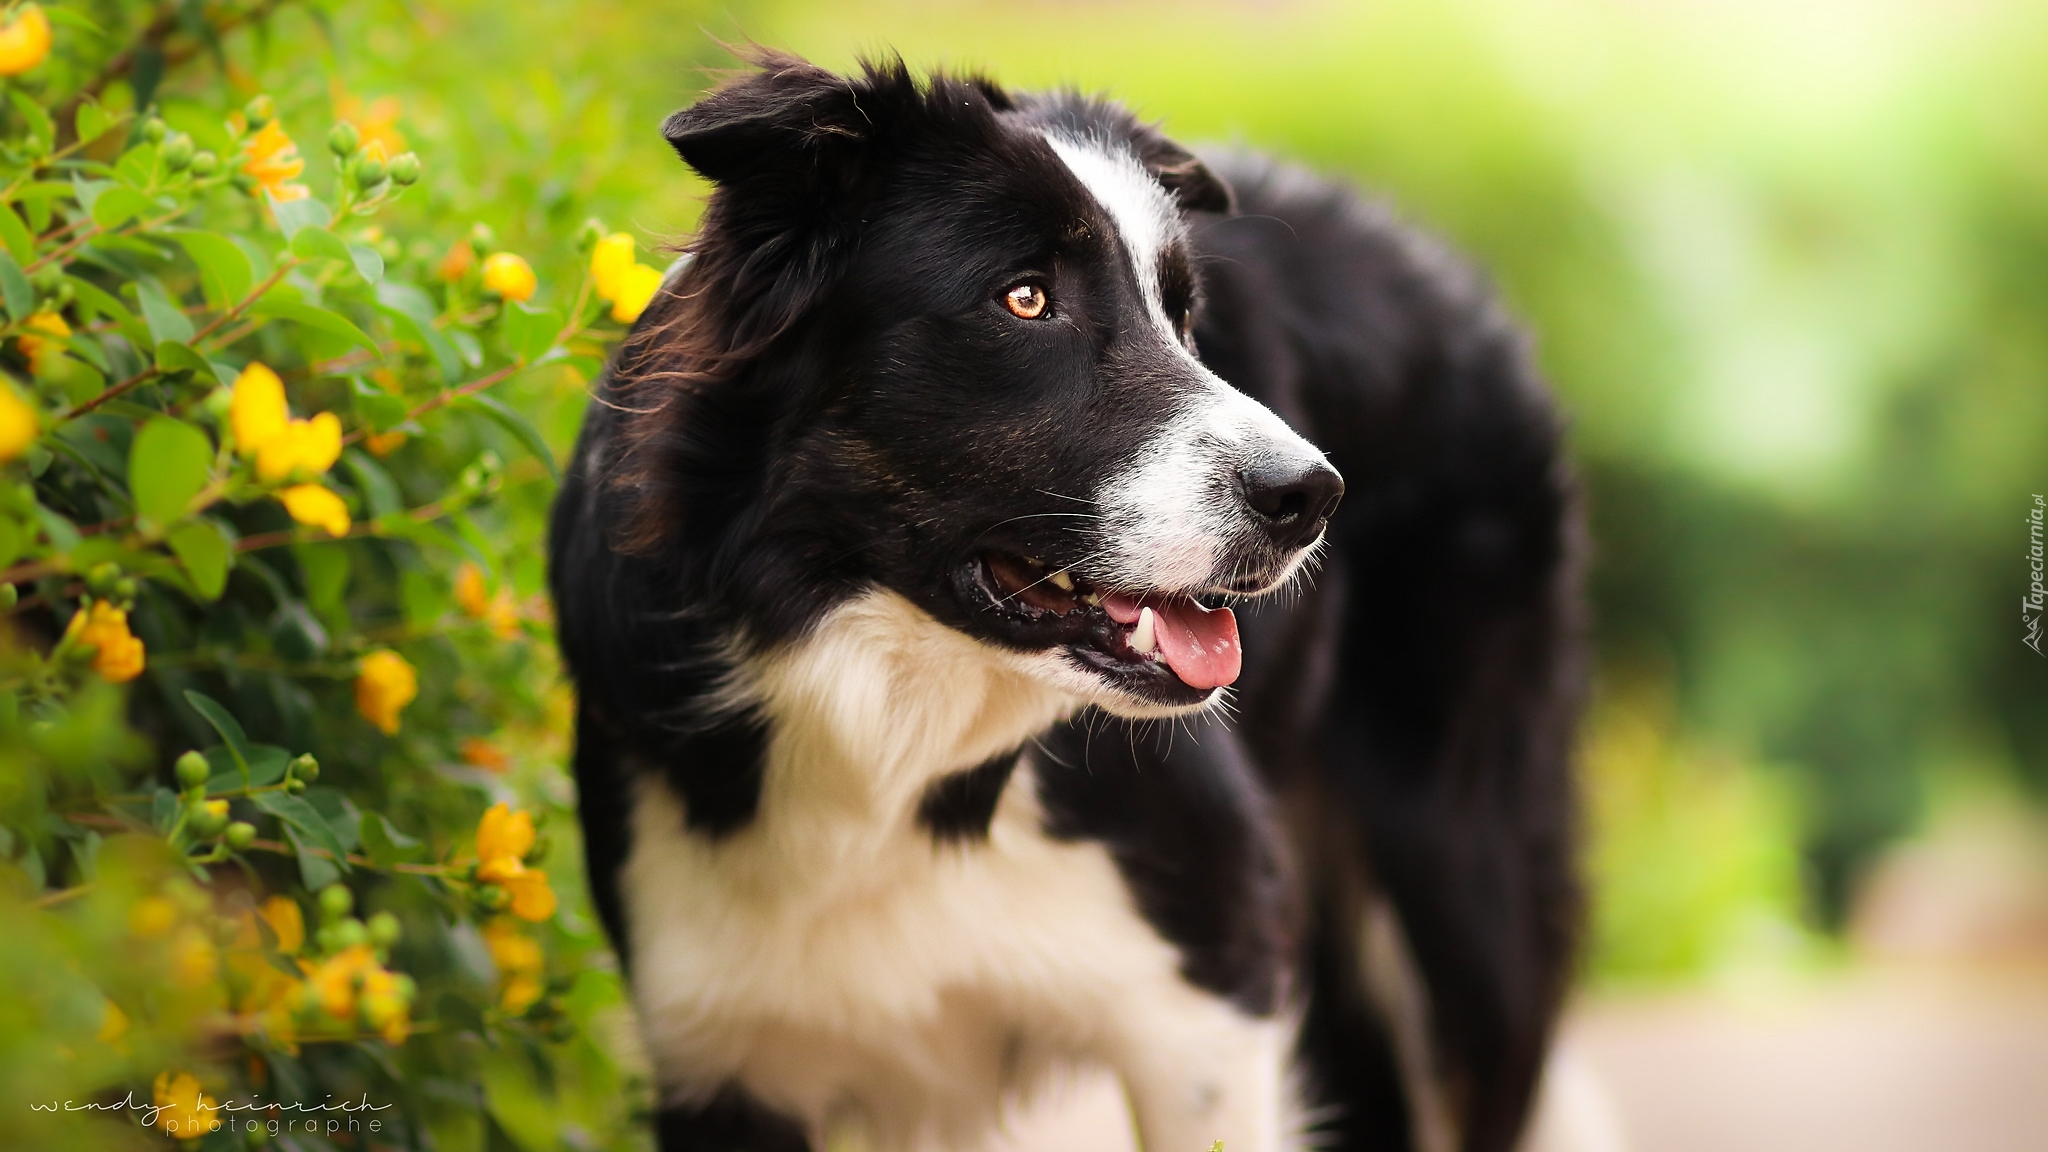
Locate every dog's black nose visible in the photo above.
<box><xmin>1242</xmin><ymin>459</ymin><xmax>1344</xmax><ymax>551</ymax></box>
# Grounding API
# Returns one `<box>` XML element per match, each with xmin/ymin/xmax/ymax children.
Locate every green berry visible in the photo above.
<box><xmin>224</xmin><ymin>821</ymin><xmax>257</xmax><ymax>851</ymax></box>
<box><xmin>112</xmin><ymin>577</ymin><xmax>138</xmax><ymax>603</ymax></box>
<box><xmin>189</xmin><ymin>150</ymin><xmax>219</xmax><ymax>177</ymax></box>
<box><xmin>327</xmin><ymin>121</ymin><xmax>360</xmax><ymax>157</ymax></box>
<box><xmin>394</xmin><ymin>972</ymin><xmax>418</xmax><ymax>1002</ymax></box>
<box><xmin>388</xmin><ymin>151</ymin><xmax>420</xmax><ymax>186</ymax></box>
<box><xmin>288</xmin><ymin>753</ymin><xmax>319</xmax><ymax>783</ymax></box>
<box><xmin>174</xmin><ymin>750</ymin><xmax>210</xmax><ymax>790</ymax></box>
<box><xmin>367</xmin><ymin>910</ymin><xmax>401</xmax><ymax>948</ymax></box>
<box><xmin>142</xmin><ymin>118</ymin><xmax>168</xmax><ymax>143</ymax></box>
<box><xmin>160</xmin><ymin>134</ymin><xmax>194</xmax><ymax>172</ymax></box>
<box><xmin>318</xmin><ymin>883</ymin><xmax>353</xmax><ymax>922</ymax></box>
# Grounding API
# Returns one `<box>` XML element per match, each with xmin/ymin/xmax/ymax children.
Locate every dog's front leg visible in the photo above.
<box><xmin>653</xmin><ymin>1085</ymin><xmax>813</xmax><ymax>1152</ymax></box>
<box><xmin>1111</xmin><ymin>989</ymin><xmax>1300</xmax><ymax>1152</ymax></box>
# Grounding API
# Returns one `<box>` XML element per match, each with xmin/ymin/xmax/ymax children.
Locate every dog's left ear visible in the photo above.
<box><xmin>1138</xmin><ymin>135</ymin><xmax>1234</xmax><ymax>216</ymax></box>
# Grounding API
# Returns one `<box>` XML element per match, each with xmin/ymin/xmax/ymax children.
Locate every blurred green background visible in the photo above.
<box><xmin>333</xmin><ymin>0</ymin><xmax>2048</xmax><ymax>985</ymax></box>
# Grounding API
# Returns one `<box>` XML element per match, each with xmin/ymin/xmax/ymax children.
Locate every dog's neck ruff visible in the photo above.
<box><xmin>740</xmin><ymin>588</ymin><xmax>1080</xmax><ymax>845</ymax></box>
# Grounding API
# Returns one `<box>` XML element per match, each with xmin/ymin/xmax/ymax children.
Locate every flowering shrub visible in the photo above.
<box><xmin>0</xmin><ymin>4</ymin><xmax>662</xmax><ymax>1148</ymax></box>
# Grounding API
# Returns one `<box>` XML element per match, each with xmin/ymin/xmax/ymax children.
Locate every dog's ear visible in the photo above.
<box><xmin>662</xmin><ymin>52</ymin><xmax>874</xmax><ymax>188</ymax></box>
<box><xmin>1139</xmin><ymin>136</ymin><xmax>1235</xmax><ymax>216</ymax></box>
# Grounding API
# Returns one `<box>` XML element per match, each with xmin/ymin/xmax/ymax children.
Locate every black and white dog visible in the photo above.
<box><xmin>550</xmin><ymin>52</ymin><xmax>1582</xmax><ymax>1152</ymax></box>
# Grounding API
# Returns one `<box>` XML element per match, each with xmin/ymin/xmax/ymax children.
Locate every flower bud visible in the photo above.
<box><xmin>20</xmin><ymin>134</ymin><xmax>46</xmax><ymax>160</ymax></box>
<box><xmin>575</xmin><ymin>218</ymin><xmax>605</xmax><ymax>253</ymax></box>
<box><xmin>224</xmin><ymin>821</ymin><xmax>257</xmax><ymax>851</ymax></box>
<box><xmin>468</xmin><ymin>222</ymin><xmax>496</xmax><ymax>249</ymax></box>
<box><xmin>327</xmin><ymin>121</ymin><xmax>360</xmax><ymax>157</ymax></box>
<box><xmin>230</xmin><ymin>171</ymin><xmax>258</xmax><ymax>194</ymax></box>
<box><xmin>189</xmin><ymin>149</ymin><xmax>219</xmax><ymax>177</ymax></box>
<box><xmin>112</xmin><ymin>577</ymin><xmax>137</xmax><ymax>602</ymax></box>
<box><xmin>353</xmin><ymin>151</ymin><xmax>387</xmax><ymax>187</ymax></box>
<box><xmin>86</xmin><ymin>562</ymin><xmax>121</xmax><ymax>595</ymax></box>
<box><xmin>388</xmin><ymin>151</ymin><xmax>420</xmax><ymax>186</ymax></box>
<box><xmin>175</xmin><ymin>750</ymin><xmax>210</xmax><ymax>790</ymax></box>
<box><xmin>284</xmin><ymin>777</ymin><xmax>307</xmax><ymax>795</ymax></box>
<box><xmin>244</xmin><ymin>95</ymin><xmax>275</xmax><ymax>129</ymax></box>
<box><xmin>332</xmin><ymin>917</ymin><xmax>368</xmax><ymax>950</ymax></box>
<box><xmin>474</xmin><ymin>883</ymin><xmax>509</xmax><ymax>912</ymax></box>
<box><xmin>142</xmin><ymin>117</ymin><xmax>168</xmax><ymax>143</ymax></box>
<box><xmin>394</xmin><ymin>972</ymin><xmax>418</xmax><ymax>1002</ymax></box>
<box><xmin>187</xmin><ymin>798</ymin><xmax>229</xmax><ymax>839</ymax></box>
<box><xmin>31</xmin><ymin>263</ymin><xmax>61</xmax><ymax>294</ymax></box>
<box><xmin>288</xmin><ymin>753</ymin><xmax>320</xmax><ymax>783</ymax></box>
<box><xmin>0</xmin><ymin>584</ymin><xmax>16</xmax><ymax>611</ymax></box>
<box><xmin>318</xmin><ymin>883</ymin><xmax>353</xmax><ymax>922</ymax></box>
<box><xmin>367</xmin><ymin>910</ymin><xmax>401</xmax><ymax>948</ymax></box>
<box><xmin>160</xmin><ymin>133</ymin><xmax>194</xmax><ymax>171</ymax></box>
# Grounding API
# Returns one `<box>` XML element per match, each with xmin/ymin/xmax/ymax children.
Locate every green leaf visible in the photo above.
<box><xmin>41</xmin><ymin>7</ymin><xmax>106</xmax><ymax>35</ymax></box>
<box><xmin>342</xmin><ymin>449</ymin><xmax>404</xmax><ymax>518</ymax></box>
<box><xmin>73</xmin><ymin>100</ymin><xmax>114</xmax><ymax>146</ymax></box>
<box><xmin>0</xmin><ymin>250</ymin><xmax>31</xmax><ymax>321</ymax></box>
<box><xmin>201</xmin><ymin>744</ymin><xmax>287</xmax><ymax>792</ymax></box>
<box><xmin>352</xmin><ymin>377</ymin><xmax>409</xmax><ymax>432</ymax></box>
<box><xmin>374</xmin><ymin>280</ymin><xmax>461</xmax><ymax>381</ymax></box>
<box><xmin>458</xmin><ymin>393</ymin><xmax>560</xmax><ymax>480</ymax></box>
<box><xmin>250</xmin><ymin>298</ymin><xmax>378</xmax><ymax>354</ymax></box>
<box><xmin>89</xmin><ymin>186</ymin><xmax>152</xmax><ymax>231</ymax></box>
<box><xmin>171</xmin><ymin>231</ymin><xmax>254</xmax><ymax>310</ymax></box>
<box><xmin>255</xmin><ymin>792</ymin><xmax>351</xmax><ymax>872</ymax></box>
<box><xmin>500</xmin><ymin>300</ymin><xmax>561</xmax><ymax>363</ymax></box>
<box><xmin>288</xmin><ymin>225</ymin><xmax>352</xmax><ymax>265</ymax></box>
<box><xmin>166</xmin><ymin>519</ymin><xmax>233</xmax><ymax>600</ymax></box>
<box><xmin>0</xmin><ymin>204</ymin><xmax>32</xmax><ymax>263</ymax></box>
<box><xmin>295</xmin><ymin>541</ymin><xmax>350</xmax><ymax>612</ymax></box>
<box><xmin>268</xmin><ymin>194</ymin><xmax>331</xmax><ymax>241</ymax></box>
<box><xmin>359</xmin><ymin>812</ymin><xmax>422</xmax><ymax>867</ymax></box>
<box><xmin>69</xmin><ymin>176</ymin><xmax>111</xmax><ymax>217</ymax></box>
<box><xmin>7</xmin><ymin>92</ymin><xmax>52</xmax><ymax>150</ymax></box>
<box><xmin>153</xmin><ymin>340</ymin><xmax>216</xmax><ymax>381</ymax></box>
<box><xmin>283</xmin><ymin>823</ymin><xmax>341</xmax><ymax>889</ymax></box>
<box><xmin>182</xmin><ymin>690</ymin><xmax>253</xmax><ymax>779</ymax></box>
<box><xmin>134</xmin><ymin>277</ymin><xmax>195</xmax><ymax>346</ymax></box>
<box><xmin>479</xmin><ymin>1046</ymin><xmax>556</xmax><ymax>1152</ymax></box>
<box><xmin>347</xmin><ymin>243</ymin><xmax>384</xmax><ymax>284</ymax></box>
<box><xmin>128</xmin><ymin>417</ymin><xmax>213</xmax><ymax>527</ymax></box>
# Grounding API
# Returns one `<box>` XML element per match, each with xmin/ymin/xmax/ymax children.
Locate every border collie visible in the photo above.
<box><xmin>550</xmin><ymin>51</ymin><xmax>1582</xmax><ymax>1152</ymax></box>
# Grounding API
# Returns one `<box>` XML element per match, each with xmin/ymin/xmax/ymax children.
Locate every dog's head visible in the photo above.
<box><xmin>609</xmin><ymin>53</ymin><xmax>1340</xmax><ymax>716</ymax></box>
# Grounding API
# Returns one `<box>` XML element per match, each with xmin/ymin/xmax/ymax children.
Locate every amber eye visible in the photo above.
<box><xmin>1003</xmin><ymin>282</ymin><xmax>1049</xmax><ymax>320</ymax></box>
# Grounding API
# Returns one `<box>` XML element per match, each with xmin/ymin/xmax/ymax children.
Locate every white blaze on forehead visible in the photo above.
<box><xmin>1044</xmin><ymin>132</ymin><xmax>1180</xmax><ymax>339</ymax></box>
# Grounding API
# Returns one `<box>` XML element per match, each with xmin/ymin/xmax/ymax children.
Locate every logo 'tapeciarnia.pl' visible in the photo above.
<box><xmin>2026</xmin><ymin>494</ymin><xmax>2045</xmax><ymax>657</ymax></box>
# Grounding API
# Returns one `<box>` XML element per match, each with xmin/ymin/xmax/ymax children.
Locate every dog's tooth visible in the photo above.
<box><xmin>1048</xmin><ymin>569</ymin><xmax>1075</xmax><ymax>592</ymax></box>
<box><xmin>1131</xmin><ymin>606</ymin><xmax>1158</xmax><ymax>655</ymax></box>
<box><xmin>1080</xmin><ymin>591</ymin><xmax>1101</xmax><ymax>607</ymax></box>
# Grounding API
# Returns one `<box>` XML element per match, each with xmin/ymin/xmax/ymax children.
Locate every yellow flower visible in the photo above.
<box><xmin>253</xmin><ymin>413</ymin><xmax>341</xmax><ymax>482</ymax></box>
<box><xmin>129</xmin><ymin>895</ymin><xmax>179</xmax><ymax>939</ymax></box>
<box><xmin>0</xmin><ymin>5</ymin><xmax>52</xmax><ymax>76</ymax></box>
<box><xmin>171</xmin><ymin>925</ymin><xmax>219</xmax><ymax>988</ymax></box>
<box><xmin>484</xmin><ymin>590</ymin><xmax>521</xmax><ymax>639</ymax></box>
<box><xmin>354</xmin><ymin>649</ymin><xmax>417</xmax><ymax>735</ymax></box>
<box><xmin>483</xmin><ymin>919</ymin><xmax>545</xmax><ymax>1014</ymax></box>
<box><xmin>279</xmin><ymin>484</ymin><xmax>350</xmax><ymax>537</ymax></box>
<box><xmin>480</xmin><ymin>252</ymin><xmax>536</xmax><ymax>302</ymax></box>
<box><xmin>437</xmin><ymin>239</ymin><xmax>475</xmax><ymax>282</ymax></box>
<box><xmin>476</xmin><ymin>803</ymin><xmax>557</xmax><ymax>922</ymax></box>
<box><xmin>334</xmin><ymin>92</ymin><xmax>406</xmax><ymax>156</ymax></box>
<box><xmin>590</xmin><ymin>233</ymin><xmax>635</xmax><ymax>300</ymax></box>
<box><xmin>70</xmin><ymin>600</ymin><xmax>146</xmax><ymax>682</ymax></box>
<box><xmin>453</xmin><ymin>562</ymin><xmax>490</xmax><ymax>618</ymax></box>
<box><xmin>232</xmin><ymin>362</ymin><xmax>343</xmax><ymax>482</ymax></box>
<box><xmin>229</xmin><ymin>362</ymin><xmax>288</xmax><ymax>451</ymax></box>
<box><xmin>0</xmin><ymin>384</ymin><xmax>38</xmax><ymax>462</ymax></box>
<box><xmin>98</xmin><ymin>1000</ymin><xmax>130</xmax><ymax>1044</ymax></box>
<box><xmin>16</xmin><ymin>309</ymin><xmax>69</xmax><ymax>376</ymax></box>
<box><xmin>152</xmin><ymin>1070</ymin><xmax>218</xmax><ymax>1142</ymax></box>
<box><xmin>259</xmin><ymin>895</ymin><xmax>304</xmax><ymax>955</ymax></box>
<box><xmin>241</xmin><ymin>119</ymin><xmax>308</xmax><ymax>202</ymax></box>
<box><xmin>356</xmin><ymin>964</ymin><xmax>409</xmax><ymax>1045</ymax></box>
<box><xmin>609</xmin><ymin>262</ymin><xmax>665</xmax><ymax>324</ymax></box>
<box><xmin>299</xmin><ymin>942</ymin><xmax>375</xmax><ymax>1019</ymax></box>
<box><xmin>363</xmin><ymin>429</ymin><xmax>406</xmax><ymax>457</ymax></box>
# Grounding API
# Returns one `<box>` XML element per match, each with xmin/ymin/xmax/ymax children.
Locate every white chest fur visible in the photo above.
<box><xmin>618</xmin><ymin>590</ymin><xmax>1300</xmax><ymax>1152</ymax></box>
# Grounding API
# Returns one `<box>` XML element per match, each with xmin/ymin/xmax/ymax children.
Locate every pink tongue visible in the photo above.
<box><xmin>1100</xmin><ymin>592</ymin><xmax>1243</xmax><ymax>690</ymax></box>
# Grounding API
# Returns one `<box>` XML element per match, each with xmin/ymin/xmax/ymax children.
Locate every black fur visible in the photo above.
<box><xmin>916</xmin><ymin>748</ymin><xmax>1022</xmax><ymax>842</ymax></box>
<box><xmin>654</xmin><ymin>1087</ymin><xmax>811</xmax><ymax>1152</ymax></box>
<box><xmin>550</xmin><ymin>52</ymin><xmax>1581</xmax><ymax>1152</ymax></box>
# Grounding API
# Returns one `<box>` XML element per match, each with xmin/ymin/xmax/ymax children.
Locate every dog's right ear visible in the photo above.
<box><xmin>662</xmin><ymin>52</ymin><xmax>872</xmax><ymax>190</ymax></box>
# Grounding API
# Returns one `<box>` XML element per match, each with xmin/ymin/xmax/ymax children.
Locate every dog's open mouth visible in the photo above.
<box><xmin>970</xmin><ymin>549</ymin><xmax>1242</xmax><ymax>700</ymax></box>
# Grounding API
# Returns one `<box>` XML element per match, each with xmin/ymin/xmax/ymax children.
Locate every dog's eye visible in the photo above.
<box><xmin>1002</xmin><ymin>282</ymin><xmax>1050</xmax><ymax>320</ymax></box>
